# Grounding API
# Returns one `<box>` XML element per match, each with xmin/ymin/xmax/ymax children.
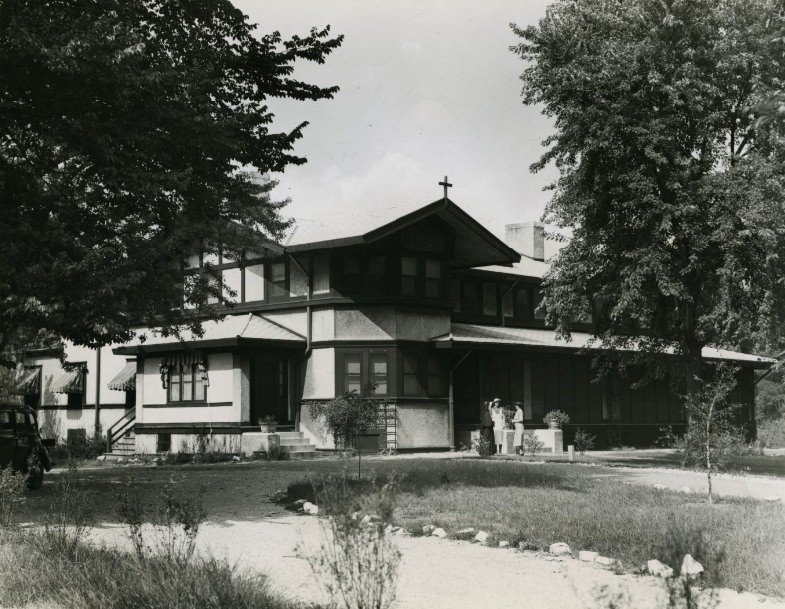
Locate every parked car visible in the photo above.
<box><xmin>0</xmin><ymin>404</ymin><xmax>53</xmax><ymax>490</ymax></box>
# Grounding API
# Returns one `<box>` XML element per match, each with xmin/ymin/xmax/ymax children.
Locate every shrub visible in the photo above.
<box><xmin>118</xmin><ymin>474</ymin><xmax>206</xmax><ymax>565</ymax></box>
<box><xmin>307</xmin><ymin>471</ymin><xmax>401</xmax><ymax>609</ymax></box>
<box><xmin>573</xmin><ymin>428</ymin><xmax>595</xmax><ymax>455</ymax></box>
<box><xmin>0</xmin><ymin>467</ymin><xmax>27</xmax><ymax>530</ymax></box>
<box><xmin>308</xmin><ymin>388</ymin><xmax>386</xmax><ymax>450</ymax></box>
<box><xmin>39</xmin><ymin>462</ymin><xmax>95</xmax><ymax>558</ymax></box>
<box><xmin>471</xmin><ymin>434</ymin><xmax>492</xmax><ymax>457</ymax></box>
<box><xmin>543</xmin><ymin>409</ymin><xmax>570</xmax><ymax>427</ymax></box>
<box><xmin>522</xmin><ymin>434</ymin><xmax>545</xmax><ymax>457</ymax></box>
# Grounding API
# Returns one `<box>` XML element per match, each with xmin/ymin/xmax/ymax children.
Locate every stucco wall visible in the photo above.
<box><xmin>139</xmin><ymin>352</ymin><xmax>240</xmax><ymax>424</ymax></box>
<box><xmin>299</xmin><ymin>401</ymin><xmax>334</xmax><ymax>449</ymax></box>
<box><xmin>263</xmin><ymin>309</ymin><xmax>307</xmax><ymax>337</ymax></box>
<box><xmin>333</xmin><ymin>307</ymin><xmax>449</xmax><ymax>341</ymax></box>
<box><xmin>302</xmin><ymin>348</ymin><xmax>335</xmax><ymax>400</ymax></box>
<box><xmin>311</xmin><ymin>308</ymin><xmax>335</xmax><ymax>342</ymax></box>
<box><xmin>36</xmin><ymin>405</ymin><xmax>127</xmax><ymax>442</ymax></box>
<box><xmin>135</xmin><ymin>432</ymin><xmax>242</xmax><ymax>455</ymax></box>
<box><xmin>396</xmin><ymin>400</ymin><xmax>450</xmax><ymax>448</ymax></box>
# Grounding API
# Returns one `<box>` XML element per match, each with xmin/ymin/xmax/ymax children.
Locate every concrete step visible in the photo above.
<box><xmin>278</xmin><ymin>437</ymin><xmax>312</xmax><ymax>446</ymax></box>
<box><xmin>277</xmin><ymin>431</ymin><xmax>306</xmax><ymax>439</ymax></box>
<box><xmin>285</xmin><ymin>450</ymin><xmax>317</xmax><ymax>460</ymax></box>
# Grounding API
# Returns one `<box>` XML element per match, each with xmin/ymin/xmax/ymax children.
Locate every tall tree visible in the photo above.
<box><xmin>0</xmin><ymin>0</ymin><xmax>342</xmax><ymax>355</ymax></box>
<box><xmin>512</xmin><ymin>0</ymin><xmax>785</xmax><ymax>401</ymax></box>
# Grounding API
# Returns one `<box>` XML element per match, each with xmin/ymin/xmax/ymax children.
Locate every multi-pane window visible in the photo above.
<box><xmin>425</xmin><ymin>259</ymin><xmax>441</xmax><ymax>298</ymax></box>
<box><xmin>245</xmin><ymin>264</ymin><xmax>265</xmax><ymax>301</ymax></box>
<box><xmin>312</xmin><ymin>254</ymin><xmax>330</xmax><ymax>295</ymax></box>
<box><xmin>402</xmin><ymin>354</ymin><xmax>422</xmax><ymax>396</ymax></box>
<box><xmin>534</xmin><ymin>290</ymin><xmax>546</xmax><ymax>320</ymax></box>
<box><xmin>482</xmin><ymin>283</ymin><xmax>497</xmax><ymax>316</ymax></box>
<box><xmin>168</xmin><ymin>365</ymin><xmax>206</xmax><ymax>402</ymax></box>
<box><xmin>502</xmin><ymin>288</ymin><xmax>514</xmax><ymax>318</ymax></box>
<box><xmin>289</xmin><ymin>260</ymin><xmax>309</xmax><ymax>297</ymax></box>
<box><xmin>401</xmin><ymin>352</ymin><xmax>445</xmax><ymax>397</ymax></box>
<box><xmin>370</xmin><ymin>353</ymin><xmax>388</xmax><ymax>395</ymax></box>
<box><xmin>401</xmin><ymin>257</ymin><xmax>418</xmax><ymax>296</ymax></box>
<box><xmin>344</xmin><ymin>354</ymin><xmax>362</xmax><ymax>394</ymax></box>
<box><xmin>269</xmin><ymin>262</ymin><xmax>287</xmax><ymax>300</ymax></box>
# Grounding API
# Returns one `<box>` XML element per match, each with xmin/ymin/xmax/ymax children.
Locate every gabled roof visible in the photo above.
<box><xmin>285</xmin><ymin>198</ymin><xmax>520</xmax><ymax>269</ymax></box>
<box><xmin>433</xmin><ymin>323</ymin><xmax>774</xmax><ymax>368</ymax></box>
<box><xmin>113</xmin><ymin>314</ymin><xmax>305</xmax><ymax>355</ymax></box>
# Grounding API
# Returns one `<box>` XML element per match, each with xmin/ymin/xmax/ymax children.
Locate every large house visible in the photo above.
<box><xmin>16</xmin><ymin>197</ymin><xmax>771</xmax><ymax>454</ymax></box>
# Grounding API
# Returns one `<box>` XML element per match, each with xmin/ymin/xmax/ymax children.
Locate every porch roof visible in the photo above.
<box><xmin>432</xmin><ymin>323</ymin><xmax>774</xmax><ymax>368</ymax></box>
<box><xmin>113</xmin><ymin>314</ymin><xmax>306</xmax><ymax>355</ymax></box>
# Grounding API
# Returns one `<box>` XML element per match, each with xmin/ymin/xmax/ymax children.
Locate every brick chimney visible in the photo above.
<box><xmin>505</xmin><ymin>222</ymin><xmax>544</xmax><ymax>261</ymax></box>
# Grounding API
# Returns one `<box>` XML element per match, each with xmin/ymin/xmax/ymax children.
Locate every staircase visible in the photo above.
<box><xmin>109</xmin><ymin>430</ymin><xmax>136</xmax><ymax>456</ymax></box>
<box><xmin>277</xmin><ymin>431</ymin><xmax>317</xmax><ymax>460</ymax></box>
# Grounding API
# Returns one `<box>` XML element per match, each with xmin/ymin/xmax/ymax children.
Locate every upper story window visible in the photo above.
<box><xmin>401</xmin><ymin>256</ymin><xmax>418</xmax><ymax>296</ymax></box>
<box><xmin>269</xmin><ymin>261</ymin><xmax>287</xmax><ymax>300</ymax></box>
<box><xmin>457</xmin><ymin>278</ymin><xmax>544</xmax><ymax>324</ymax></box>
<box><xmin>401</xmin><ymin>352</ymin><xmax>446</xmax><ymax>397</ymax></box>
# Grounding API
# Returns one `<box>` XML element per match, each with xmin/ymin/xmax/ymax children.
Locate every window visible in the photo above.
<box><xmin>462</xmin><ymin>281</ymin><xmax>481</xmax><ymax>315</ymax></box>
<box><xmin>222</xmin><ymin>267</ymin><xmax>242</xmax><ymax>303</ymax></box>
<box><xmin>516</xmin><ymin>286</ymin><xmax>532</xmax><ymax>320</ymax></box>
<box><xmin>401</xmin><ymin>256</ymin><xmax>417</xmax><ymax>296</ymax></box>
<box><xmin>427</xmin><ymin>355</ymin><xmax>443</xmax><ymax>395</ymax></box>
<box><xmin>401</xmin><ymin>352</ymin><xmax>446</xmax><ymax>397</ymax></box>
<box><xmin>168</xmin><ymin>365</ymin><xmax>206</xmax><ymax>402</ymax></box>
<box><xmin>370</xmin><ymin>353</ymin><xmax>388</xmax><ymax>395</ymax></box>
<box><xmin>450</xmin><ymin>279</ymin><xmax>461</xmax><ymax>312</ymax></box>
<box><xmin>402</xmin><ymin>354</ymin><xmax>422</xmax><ymax>396</ymax></box>
<box><xmin>312</xmin><ymin>254</ymin><xmax>330</xmax><ymax>295</ymax></box>
<box><xmin>245</xmin><ymin>264</ymin><xmax>265</xmax><ymax>302</ymax></box>
<box><xmin>502</xmin><ymin>287</ymin><xmax>514</xmax><ymax>318</ymax></box>
<box><xmin>344</xmin><ymin>354</ymin><xmax>362</xmax><ymax>394</ymax></box>
<box><xmin>269</xmin><ymin>262</ymin><xmax>287</xmax><ymax>300</ymax></box>
<box><xmin>425</xmin><ymin>259</ymin><xmax>441</xmax><ymax>298</ymax></box>
<box><xmin>482</xmin><ymin>283</ymin><xmax>498</xmax><ymax>316</ymax></box>
<box><xmin>289</xmin><ymin>259</ymin><xmax>309</xmax><ymax>297</ymax></box>
<box><xmin>339</xmin><ymin>351</ymin><xmax>390</xmax><ymax>396</ymax></box>
<box><xmin>156</xmin><ymin>433</ymin><xmax>172</xmax><ymax>453</ymax></box>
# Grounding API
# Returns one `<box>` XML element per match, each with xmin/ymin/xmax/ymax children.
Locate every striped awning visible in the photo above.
<box><xmin>160</xmin><ymin>351</ymin><xmax>205</xmax><ymax>367</ymax></box>
<box><xmin>12</xmin><ymin>368</ymin><xmax>40</xmax><ymax>395</ymax></box>
<box><xmin>108</xmin><ymin>361</ymin><xmax>136</xmax><ymax>391</ymax></box>
<box><xmin>52</xmin><ymin>368</ymin><xmax>85</xmax><ymax>394</ymax></box>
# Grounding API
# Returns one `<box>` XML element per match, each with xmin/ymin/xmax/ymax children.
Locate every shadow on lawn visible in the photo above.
<box><xmin>282</xmin><ymin>458</ymin><xmax>589</xmax><ymax>507</ymax></box>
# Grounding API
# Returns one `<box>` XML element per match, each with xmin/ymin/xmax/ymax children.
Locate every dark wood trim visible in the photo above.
<box><xmin>37</xmin><ymin>403</ymin><xmax>129</xmax><ymax>411</ymax></box>
<box><xmin>135</xmin><ymin>422</ymin><xmax>244</xmax><ymax>434</ymax></box>
<box><xmin>144</xmin><ymin>401</ymin><xmax>233</xmax><ymax>409</ymax></box>
<box><xmin>313</xmin><ymin>339</ymin><xmax>441</xmax><ymax>349</ymax></box>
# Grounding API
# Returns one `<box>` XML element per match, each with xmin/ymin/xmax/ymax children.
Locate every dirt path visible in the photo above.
<box><xmin>87</xmin><ymin>516</ymin><xmax>785</xmax><ymax>609</ymax></box>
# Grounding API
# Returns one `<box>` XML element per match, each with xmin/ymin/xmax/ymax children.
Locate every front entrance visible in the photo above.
<box><xmin>250</xmin><ymin>356</ymin><xmax>291</xmax><ymax>426</ymax></box>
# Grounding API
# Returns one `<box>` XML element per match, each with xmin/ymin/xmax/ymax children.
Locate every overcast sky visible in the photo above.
<box><xmin>233</xmin><ymin>0</ymin><xmax>556</xmax><ymax>238</ymax></box>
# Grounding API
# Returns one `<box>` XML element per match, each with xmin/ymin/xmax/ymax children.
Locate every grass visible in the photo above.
<box><xmin>0</xmin><ymin>532</ymin><xmax>306</xmax><ymax>609</ymax></box>
<box><xmin>288</xmin><ymin>459</ymin><xmax>785</xmax><ymax>597</ymax></box>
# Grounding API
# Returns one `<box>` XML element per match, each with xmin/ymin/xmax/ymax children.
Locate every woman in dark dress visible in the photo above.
<box><xmin>479</xmin><ymin>400</ymin><xmax>495</xmax><ymax>454</ymax></box>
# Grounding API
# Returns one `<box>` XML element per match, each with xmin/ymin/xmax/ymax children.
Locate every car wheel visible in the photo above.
<box><xmin>26</xmin><ymin>467</ymin><xmax>43</xmax><ymax>491</ymax></box>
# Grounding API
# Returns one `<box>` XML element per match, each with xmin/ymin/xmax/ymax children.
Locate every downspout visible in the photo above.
<box><xmin>448</xmin><ymin>348</ymin><xmax>472</xmax><ymax>449</ymax></box>
<box><xmin>94</xmin><ymin>346</ymin><xmax>101</xmax><ymax>440</ymax></box>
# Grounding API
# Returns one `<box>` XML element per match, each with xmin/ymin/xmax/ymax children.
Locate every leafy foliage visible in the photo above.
<box><xmin>680</xmin><ymin>365</ymin><xmax>747</xmax><ymax>502</ymax></box>
<box><xmin>573</xmin><ymin>428</ymin><xmax>596</xmax><ymax>455</ymax></box>
<box><xmin>309</xmin><ymin>388</ymin><xmax>386</xmax><ymax>451</ymax></box>
<box><xmin>0</xmin><ymin>0</ymin><xmax>342</xmax><ymax>353</ymax></box>
<box><xmin>512</xmin><ymin>0</ymin><xmax>785</xmax><ymax>398</ymax></box>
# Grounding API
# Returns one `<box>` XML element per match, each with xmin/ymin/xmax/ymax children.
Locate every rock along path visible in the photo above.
<box><xmin>88</xmin><ymin>515</ymin><xmax>785</xmax><ymax>609</ymax></box>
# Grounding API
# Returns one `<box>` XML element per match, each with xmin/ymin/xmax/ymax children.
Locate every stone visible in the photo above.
<box><xmin>653</xmin><ymin>484</ymin><xmax>667</xmax><ymax>490</ymax></box>
<box><xmin>474</xmin><ymin>530</ymin><xmax>489</xmax><ymax>544</ymax></box>
<box><xmin>455</xmin><ymin>527</ymin><xmax>475</xmax><ymax>539</ymax></box>
<box><xmin>681</xmin><ymin>554</ymin><xmax>704</xmax><ymax>578</ymax></box>
<box><xmin>579</xmin><ymin>551</ymin><xmax>599</xmax><ymax>562</ymax></box>
<box><xmin>304</xmin><ymin>503</ymin><xmax>319</xmax><ymax>516</ymax></box>
<box><xmin>595</xmin><ymin>556</ymin><xmax>616</xmax><ymax>567</ymax></box>
<box><xmin>499</xmin><ymin>541</ymin><xmax>510</xmax><ymax>548</ymax></box>
<box><xmin>116</xmin><ymin>457</ymin><xmax>125</xmax><ymax>464</ymax></box>
<box><xmin>549</xmin><ymin>542</ymin><xmax>572</xmax><ymax>556</ymax></box>
<box><xmin>293</xmin><ymin>499</ymin><xmax>308</xmax><ymax>508</ymax></box>
<box><xmin>432</xmin><ymin>528</ymin><xmax>448</xmax><ymax>538</ymax></box>
<box><xmin>96</xmin><ymin>455</ymin><xmax>106</xmax><ymax>461</ymax></box>
<box><xmin>647</xmin><ymin>559</ymin><xmax>675</xmax><ymax>578</ymax></box>
<box><xmin>422</xmin><ymin>524</ymin><xmax>437</xmax><ymax>536</ymax></box>
<box><xmin>232</xmin><ymin>455</ymin><xmax>240</xmax><ymax>462</ymax></box>
<box><xmin>518</xmin><ymin>540</ymin><xmax>539</xmax><ymax>552</ymax></box>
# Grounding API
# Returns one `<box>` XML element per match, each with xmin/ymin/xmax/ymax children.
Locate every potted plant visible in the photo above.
<box><xmin>258</xmin><ymin>415</ymin><xmax>277</xmax><ymax>433</ymax></box>
<box><xmin>543</xmin><ymin>410</ymin><xmax>569</xmax><ymax>429</ymax></box>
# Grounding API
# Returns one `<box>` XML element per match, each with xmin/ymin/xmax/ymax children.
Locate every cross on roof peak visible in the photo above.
<box><xmin>439</xmin><ymin>176</ymin><xmax>453</xmax><ymax>200</ymax></box>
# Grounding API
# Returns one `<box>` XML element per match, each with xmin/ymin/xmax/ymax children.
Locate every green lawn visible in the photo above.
<box><xmin>289</xmin><ymin>459</ymin><xmax>785</xmax><ymax>597</ymax></box>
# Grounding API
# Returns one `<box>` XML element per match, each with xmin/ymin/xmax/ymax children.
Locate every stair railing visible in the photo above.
<box><xmin>106</xmin><ymin>407</ymin><xmax>136</xmax><ymax>453</ymax></box>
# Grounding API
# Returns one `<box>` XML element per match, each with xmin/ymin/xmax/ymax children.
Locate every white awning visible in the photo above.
<box><xmin>52</xmin><ymin>368</ymin><xmax>85</xmax><ymax>394</ymax></box>
<box><xmin>107</xmin><ymin>361</ymin><xmax>136</xmax><ymax>391</ymax></box>
<box><xmin>12</xmin><ymin>368</ymin><xmax>40</xmax><ymax>395</ymax></box>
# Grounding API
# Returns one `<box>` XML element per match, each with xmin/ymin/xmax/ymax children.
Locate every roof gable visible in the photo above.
<box><xmin>286</xmin><ymin>198</ymin><xmax>520</xmax><ymax>269</ymax></box>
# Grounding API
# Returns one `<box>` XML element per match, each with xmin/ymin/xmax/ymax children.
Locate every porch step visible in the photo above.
<box><xmin>277</xmin><ymin>431</ymin><xmax>317</xmax><ymax>460</ymax></box>
<box><xmin>108</xmin><ymin>431</ymin><xmax>135</xmax><ymax>456</ymax></box>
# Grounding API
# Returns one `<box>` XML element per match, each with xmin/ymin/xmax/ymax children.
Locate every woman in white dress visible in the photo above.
<box><xmin>491</xmin><ymin>398</ymin><xmax>505</xmax><ymax>454</ymax></box>
<box><xmin>512</xmin><ymin>402</ymin><xmax>524</xmax><ymax>455</ymax></box>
